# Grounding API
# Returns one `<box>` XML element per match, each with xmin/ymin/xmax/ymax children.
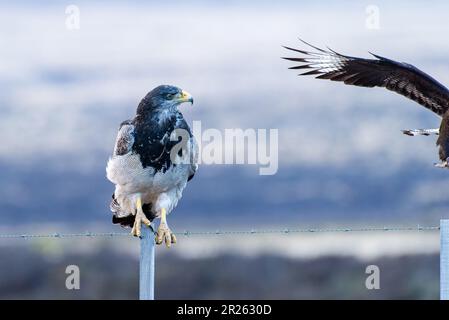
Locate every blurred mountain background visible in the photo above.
<box><xmin>0</xmin><ymin>0</ymin><xmax>448</xmax><ymax>299</ymax></box>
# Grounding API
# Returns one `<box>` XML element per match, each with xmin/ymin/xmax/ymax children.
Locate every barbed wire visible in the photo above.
<box><xmin>0</xmin><ymin>225</ymin><xmax>440</xmax><ymax>239</ymax></box>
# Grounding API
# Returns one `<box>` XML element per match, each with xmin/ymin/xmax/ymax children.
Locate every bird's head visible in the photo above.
<box><xmin>141</xmin><ymin>85</ymin><xmax>193</xmax><ymax>113</ymax></box>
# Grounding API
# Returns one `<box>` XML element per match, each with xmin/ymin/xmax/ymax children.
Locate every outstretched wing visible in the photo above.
<box><xmin>113</xmin><ymin>120</ymin><xmax>135</xmax><ymax>156</ymax></box>
<box><xmin>283</xmin><ymin>40</ymin><xmax>449</xmax><ymax>116</ymax></box>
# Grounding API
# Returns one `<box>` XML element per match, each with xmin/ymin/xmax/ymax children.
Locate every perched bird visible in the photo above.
<box><xmin>106</xmin><ymin>85</ymin><xmax>198</xmax><ymax>246</ymax></box>
<box><xmin>283</xmin><ymin>40</ymin><xmax>449</xmax><ymax>167</ymax></box>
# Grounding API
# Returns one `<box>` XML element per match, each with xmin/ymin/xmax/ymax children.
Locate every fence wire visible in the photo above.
<box><xmin>0</xmin><ymin>225</ymin><xmax>440</xmax><ymax>239</ymax></box>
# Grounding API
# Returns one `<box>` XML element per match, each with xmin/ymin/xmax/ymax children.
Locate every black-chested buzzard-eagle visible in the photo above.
<box><xmin>106</xmin><ymin>85</ymin><xmax>198</xmax><ymax>247</ymax></box>
<box><xmin>283</xmin><ymin>39</ymin><xmax>449</xmax><ymax>167</ymax></box>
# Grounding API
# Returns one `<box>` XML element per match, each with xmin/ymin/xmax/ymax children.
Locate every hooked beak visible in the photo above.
<box><xmin>177</xmin><ymin>90</ymin><xmax>194</xmax><ymax>105</ymax></box>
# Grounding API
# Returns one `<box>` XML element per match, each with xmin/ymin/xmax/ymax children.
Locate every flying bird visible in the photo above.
<box><xmin>283</xmin><ymin>40</ymin><xmax>449</xmax><ymax>167</ymax></box>
<box><xmin>106</xmin><ymin>85</ymin><xmax>198</xmax><ymax>246</ymax></box>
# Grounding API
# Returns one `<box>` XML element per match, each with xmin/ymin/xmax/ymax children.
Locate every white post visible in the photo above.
<box><xmin>140</xmin><ymin>225</ymin><xmax>155</xmax><ymax>300</ymax></box>
<box><xmin>441</xmin><ymin>220</ymin><xmax>449</xmax><ymax>300</ymax></box>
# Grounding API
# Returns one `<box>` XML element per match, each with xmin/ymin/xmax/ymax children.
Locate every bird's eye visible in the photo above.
<box><xmin>166</xmin><ymin>94</ymin><xmax>174</xmax><ymax>99</ymax></box>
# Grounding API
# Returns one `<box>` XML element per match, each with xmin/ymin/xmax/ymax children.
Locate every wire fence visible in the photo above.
<box><xmin>0</xmin><ymin>225</ymin><xmax>440</xmax><ymax>239</ymax></box>
<box><xmin>1</xmin><ymin>222</ymin><xmax>446</xmax><ymax>300</ymax></box>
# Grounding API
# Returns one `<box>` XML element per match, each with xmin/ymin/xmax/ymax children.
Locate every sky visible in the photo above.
<box><xmin>0</xmin><ymin>1</ymin><xmax>449</xmax><ymax>230</ymax></box>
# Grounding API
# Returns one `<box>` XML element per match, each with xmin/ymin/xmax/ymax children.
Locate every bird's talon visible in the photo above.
<box><xmin>131</xmin><ymin>227</ymin><xmax>141</xmax><ymax>238</ymax></box>
<box><xmin>131</xmin><ymin>223</ymin><xmax>138</xmax><ymax>237</ymax></box>
<box><xmin>156</xmin><ymin>223</ymin><xmax>174</xmax><ymax>247</ymax></box>
<box><xmin>155</xmin><ymin>231</ymin><xmax>163</xmax><ymax>244</ymax></box>
<box><xmin>165</xmin><ymin>234</ymin><xmax>171</xmax><ymax>247</ymax></box>
<box><xmin>131</xmin><ymin>208</ymin><xmax>150</xmax><ymax>238</ymax></box>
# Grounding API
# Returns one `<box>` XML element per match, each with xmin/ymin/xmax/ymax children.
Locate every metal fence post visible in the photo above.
<box><xmin>441</xmin><ymin>219</ymin><xmax>449</xmax><ymax>300</ymax></box>
<box><xmin>140</xmin><ymin>224</ymin><xmax>155</xmax><ymax>300</ymax></box>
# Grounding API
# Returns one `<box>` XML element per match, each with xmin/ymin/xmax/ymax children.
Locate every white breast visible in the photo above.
<box><xmin>106</xmin><ymin>152</ymin><xmax>192</xmax><ymax>218</ymax></box>
<box><xmin>106</xmin><ymin>153</ymin><xmax>155</xmax><ymax>191</ymax></box>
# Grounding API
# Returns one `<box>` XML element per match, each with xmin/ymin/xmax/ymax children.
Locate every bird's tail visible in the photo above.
<box><xmin>110</xmin><ymin>194</ymin><xmax>155</xmax><ymax>228</ymax></box>
<box><xmin>401</xmin><ymin>128</ymin><xmax>439</xmax><ymax>136</ymax></box>
<box><xmin>112</xmin><ymin>214</ymin><xmax>136</xmax><ymax>228</ymax></box>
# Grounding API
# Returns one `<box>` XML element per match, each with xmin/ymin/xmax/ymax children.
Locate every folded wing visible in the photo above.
<box><xmin>113</xmin><ymin>120</ymin><xmax>135</xmax><ymax>156</ymax></box>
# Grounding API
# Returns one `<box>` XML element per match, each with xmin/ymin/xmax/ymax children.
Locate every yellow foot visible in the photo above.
<box><xmin>131</xmin><ymin>209</ymin><xmax>151</xmax><ymax>237</ymax></box>
<box><xmin>156</xmin><ymin>222</ymin><xmax>177</xmax><ymax>247</ymax></box>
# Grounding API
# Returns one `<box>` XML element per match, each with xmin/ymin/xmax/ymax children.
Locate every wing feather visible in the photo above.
<box><xmin>113</xmin><ymin>120</ymin><xmax>135</xmax><ymax>156</ymax></box>
<box><xmin>188</xmin><ymin>136</ymin><xmax>199</xmax><ymax>181</ymax></box>
<box><xmin>283</xmin><ymin>40</ymin><xmax>449</xmax><ymax>116</ymax></box>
